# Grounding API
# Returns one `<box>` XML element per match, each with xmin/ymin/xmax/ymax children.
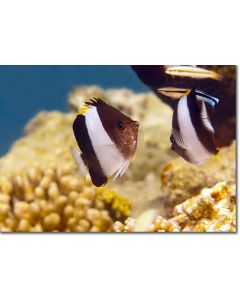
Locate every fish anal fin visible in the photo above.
<box><xmin>70</xmin><ymin>146</ymin><xmax>87</xmax><ymax>179</ymax></box>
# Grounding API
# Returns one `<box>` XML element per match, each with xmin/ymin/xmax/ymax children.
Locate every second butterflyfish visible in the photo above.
<box><xmin>170</xmin><ymin>89</ymin><xmax>219</xmax><ymax>164</ymax></box>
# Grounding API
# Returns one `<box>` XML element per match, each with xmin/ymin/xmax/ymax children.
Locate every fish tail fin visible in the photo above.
<box><xmin>70</xmin><ymin>146</ymin><xmax>87</xmax><ymax>179</ymax></box>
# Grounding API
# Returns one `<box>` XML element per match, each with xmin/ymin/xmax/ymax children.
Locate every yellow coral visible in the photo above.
<box><xmin>0</xmin><ymin>164</ymin><xmax>132</xmax><ymax>232</ymax></box>
<box><xmin>96</xmin><ymin>187</ymin><xmax>131</xmax><ymax>220</ymax></box>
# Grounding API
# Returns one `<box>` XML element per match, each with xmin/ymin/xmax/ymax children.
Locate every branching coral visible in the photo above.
<box><xmin>0</xmin><ymin>164</ymin><xmax>131</xmax><ymax>232</ymax></box>
<box><xmin>113</xmin><ymin>182</ymin><xmax>236</xmax><ymax>232</ymax></box>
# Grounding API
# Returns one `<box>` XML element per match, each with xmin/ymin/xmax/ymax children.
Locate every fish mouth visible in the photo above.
<box><xmin>121</xmin><ymin>137</ymin><xmax>137</xmax><ymax>145</ymax></box>
<box><xmin>164</xmin><ymin>65</ymin><xmax>222</xmax><ymax>81</ymax></box>
<box><xmin>158</xmin><ymin>87</ymin><xmax>188</xmax><ymax>99</ymax></box>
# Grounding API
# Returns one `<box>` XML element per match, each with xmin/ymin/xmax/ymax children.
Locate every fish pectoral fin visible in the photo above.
<box><xmin>70</xmin><ymin>146</ymin><xmax>87</xmax><ymax>179</ymax></box>
<box><xmin>200</xmin><ymin>102</ymin><xmax>215</xmax><ymax>134</ymax></box>
<box><xmin>112</xmin><ymin>159</ymin><xmax>130</xmax><ymax>181</ymax></box>
<box><xmin>119</xmin><ymin>159</ymin><xmax>131</xmax><ymax>177</ymax></box>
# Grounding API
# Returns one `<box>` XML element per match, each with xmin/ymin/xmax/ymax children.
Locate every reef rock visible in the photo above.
<box><xmin>0</xmin><ymin>112</ymin><xmax>76</xmax><ymax>177</ymax></box>
<box><xmin>114</xmin><ymin>182</ymin><xmax>236</xmax><ymax>232</ymax></box>
<box><xmin>161</xmin><ymin>142</ymin><xmax>236</xmax><ymax>217</ymax></box>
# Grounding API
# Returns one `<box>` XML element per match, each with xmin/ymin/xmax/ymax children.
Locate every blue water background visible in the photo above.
<box><xmin>0</xmin><ymin>66</ymin><xmax>148</xmax><ymax>156</ymax></box>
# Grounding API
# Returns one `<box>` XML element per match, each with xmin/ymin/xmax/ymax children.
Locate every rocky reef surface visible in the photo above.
<box><xmin>114</xmin><ymin>182</ymin><xmax>236</xmax><ymax>232</ymax></box>
<box><xmin>0</xmin><ymin>86</ymin><xmax>236</xmax><ymax>232</ymax></box>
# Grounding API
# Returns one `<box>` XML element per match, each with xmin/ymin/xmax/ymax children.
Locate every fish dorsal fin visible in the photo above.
<box><xmin>85</xmin><ymin>97</ymin><xmax>105</xmax><ymax>107</ymax></box>
<box><xmin>78</xmin><ymin>98</ymin><xmax>105</xmax><ymax>115</ymax></box>
<box><xmin>200</xmin><ymin>101</ymin><xmax>215</xmax><ymax>134</ymax></box>
<box><xmin>172</xmin><ymin>128</ymin><xmax>186</xmax><ymax>149</ymax></box>
<box><xmin>70</xmin><ymin>146</ymin><xmax>87</xmax><ymax>179</ymax></box>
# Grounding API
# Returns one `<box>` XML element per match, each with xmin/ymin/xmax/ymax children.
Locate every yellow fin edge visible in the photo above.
<box><xmin>77</xmin><ymin>102</ymin><xmax>90</xmax><ymax>115</ymax></box>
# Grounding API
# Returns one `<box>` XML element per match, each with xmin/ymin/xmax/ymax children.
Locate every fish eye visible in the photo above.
<box><xmin>117</xmin><ymin>122</ymin><xmax>125</xmax><ymax>130</ymax></box>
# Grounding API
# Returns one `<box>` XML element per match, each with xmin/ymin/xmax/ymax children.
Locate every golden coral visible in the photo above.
<box><xmin>96</xmin><ymin>187</ymin><xmax>131</xmax><ymax>220</ymax></box>
<box><xmin>0</xmin><ymin>164</ymin><xmax>131</xmax><ymax>232</ymax></box>
<box><xmin>113</xmin><ymin>182</ymin><xmax>236</xmax><ymax>232</ymax></box>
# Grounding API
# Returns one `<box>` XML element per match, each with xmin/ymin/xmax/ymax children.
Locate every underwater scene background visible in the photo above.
<box><xmin>0</xmin><ymin>65</ymin><xmax>236</xmax><ymax>232</ymax></box>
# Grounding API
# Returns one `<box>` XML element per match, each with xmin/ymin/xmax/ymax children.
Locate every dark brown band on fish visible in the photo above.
<box><xmin>170</xmin><ymin>101</ymin><xmax>180</xmax><ymax>144</ymax></box>
<box><xmin>88</xmin><ymin>167</ymin><xmax>108</xmax><ymax>187</ymax></box>
<box><xmin>73</xmin><ymin>115</ymin><xmax>108</xmax><ymax>186</ymax></box>
<box><xmin>187</xmin><ymin>90</ymin><xmax>218</xmax><ymax>154</ymax></box>
<box><xmin>172</xmin><ymin>101</ymin><xmax>180</xmax><ymax>132</ymax></box>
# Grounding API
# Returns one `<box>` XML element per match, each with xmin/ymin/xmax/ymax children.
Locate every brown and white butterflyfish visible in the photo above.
<box><xmin>170</xmin><ymin>89</ymin><xmax>219</xmax><ymax>164</ymax></box>
<box><xmin>70</xmin><ymin>98</ymin><xmax>139</xmax><ymax>187</ymax></box>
